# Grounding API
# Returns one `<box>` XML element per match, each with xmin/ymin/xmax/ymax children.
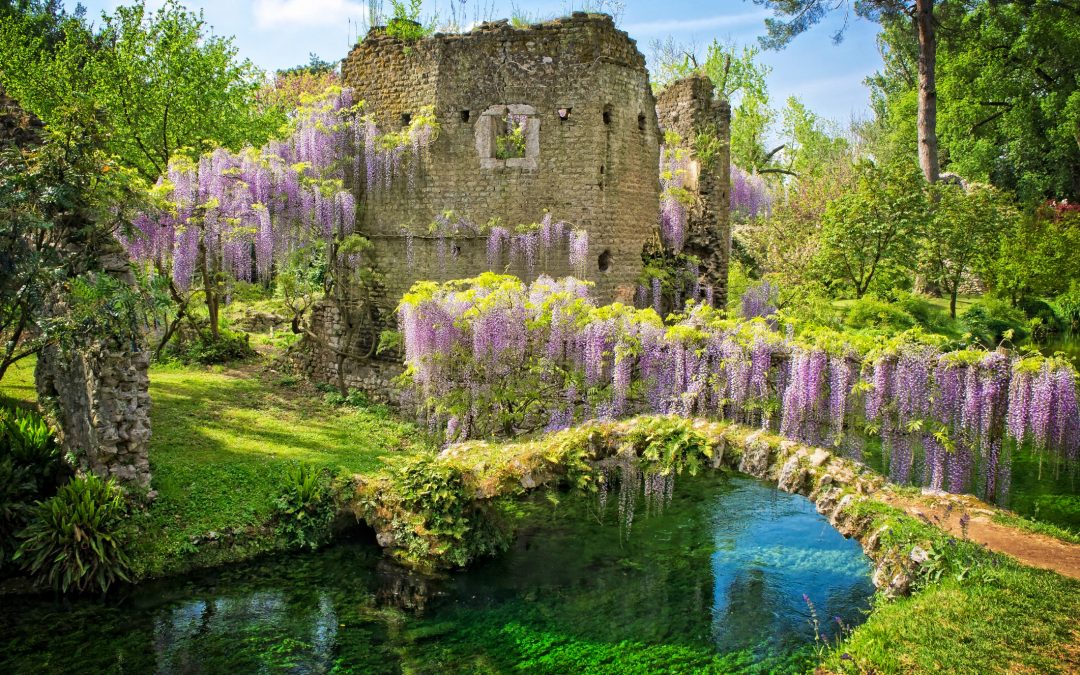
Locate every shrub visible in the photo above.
<box><xmin>960</xmin><ymin>298</ymin><xmax>1029</xmax><ymax>346</ymax></box>
<box><xmin>14</xmin><ymin>474</ymin><xmax>132</xmax><ymax>593</ymax></box>
<box><xmin>0</xmin><ymin>407</ymin><xmax>67</xmax><ymax>572</ymax></box>
<box><xmin>162</xmin><ymin>326</ymin><xmax>256</xmax><ymax>365</ymax></box>
<box><xmin>844</xmin><ymin>296</ymin><xmax>918</xmax><ymax>333</ymax></box>
<box><xmin>273</xmin><ymin>464</ymin><xmax>338</xmax><ymax>550</ymax></box>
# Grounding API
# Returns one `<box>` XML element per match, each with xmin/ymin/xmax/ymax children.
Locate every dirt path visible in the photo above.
<box><xmin>880</xmin><ymin>490</ymin><xmax>1080</xmax><ymax>581</ymax></box>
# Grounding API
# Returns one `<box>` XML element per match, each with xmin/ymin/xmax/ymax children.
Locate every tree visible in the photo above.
<box><xmin>816</xmin><ymin>160</ymin><xmax>928</xmax><ymax>297</ymax></box>
<box><xmin>922</xmin><ymin>183</ymin><xmax>1012</xmax><ymax>317</ymax></box>
<box><xmin>0</xmin><ymin>85</ymin><xmax>146</xmax><ymax>382</ymax></box>
<box><xmin>0</xmin><ymin>0</ymin><xmax>285</xmax><ymax>182</ymax></box>
<box><xmin>979</xmin><ymin>203</ymin><xmax>1080</xmax><ymax>307</ymax></box>
<box><xmin>752</xmin><ymin>0</ymin><xmax>944</xmax><ymax>183</ymax></box>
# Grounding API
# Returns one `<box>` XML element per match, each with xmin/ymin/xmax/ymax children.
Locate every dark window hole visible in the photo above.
<box><xmin>638</xmin><ymin>113</ymin><xmax>646</xmax><ymax>130</ymax></box>
<box><xmin>460</xmin><ymin>110</ymin><xmax>471</xmax><ymax>123</ymax></box>
<box><xmin>401</xmin><ymin>112</ymin><xmax>412</xmax><ymax>126</ymax></box>
<box><xmin>598</xmin><ymin>249</ymin><xmax>612</xmax><ymax>273</ymax></box>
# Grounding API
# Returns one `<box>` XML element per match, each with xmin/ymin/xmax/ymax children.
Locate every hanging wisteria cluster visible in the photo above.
<box><xmin>730</xmin><ymin>164</ymin><xmax>773</xmax><ymax>220</ymax></box>
<box><xmin>121</xmin><ymin>87</ymin><xmax>438</xmax><ymax>291</ymax></box>
<box><xmin>403</xmin><ymin>213</ymin><xmax>590</xmax><ymax>279</ymax></box>
<box><xmin>740</xmin><ymin>280</ymin><xmax>779</xmax><ymax>320</ymax></box>
<box><xmin>658</xmin><ymin>139</ymin><xmax>694</xmax><ymax>253</ymax></box>
<box><xmin>398</xmin><ymin>273</ymin><xmax>1080</xmax><ymax>505</ymax></box>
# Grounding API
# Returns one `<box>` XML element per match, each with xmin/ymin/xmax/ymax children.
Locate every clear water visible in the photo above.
<box><xmin>0</xmin><ymin>474</ymin><xmax>874</xmax><ymax>674</ymax></box>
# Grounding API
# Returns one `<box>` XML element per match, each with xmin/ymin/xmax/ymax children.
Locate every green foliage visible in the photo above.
<box><xmin>816</xmin><ymin>160</ymin><xmax>929</xmax><ymax>298</ymax></box>
<box><xmin>959</xmin><ymin>297</ymin><xmax>1029</xmax><ymax>347</ymax></box>
<box><xmin>0</xmin><ymin>406</ymin><xmax>66</xmax><ymax>572</ymax></box>
<box><xmin>391</xmin><ymin>455</ymin><xmax>513</xmax><ymax>567</ymax></box>
<box><xmin>383</xmin><ymin>0</ymin><xmax>432</xmax><ymax>42</ymax></box>
<box><xmin>273</xmin><ymin>464</ymin><xmax>339</xmax><ymax>550</ymax></box>
<box><xmin>620</xmin><ymin>416</ymin><xmax>712</xmax><ymax>477</ymax></box>
<box><xmin>161</xmin><ymin>326</ymin><xmax>255</xmax><ymax>365</ymax></box>
<box><xmin>494</xmin><ymin>115</ymin><xmax>527</xmax><ymax>160</ymax></box>
<box><xmin>980</xmin><ymin>204</ymin><xmax>1080</xmax><ymax>307</ymax></box>
<box><xmin>922</xmin><ymin>183</ymin><xmax>1014</xmax><ymax>317</ymax></box>
<box><xmin>844</xmin><ymin>296</ymin><xmax>918</xmax><ymax>334</ymax></box>
<box><xmin>14</xmin><ymin>474</ymin><xmax>132</xmax><ymax>593</ymax></box>
<box><xmin>872</xmin><ymin>1</ymin><xmax>1080</xmax><ymax>202</ymax></box>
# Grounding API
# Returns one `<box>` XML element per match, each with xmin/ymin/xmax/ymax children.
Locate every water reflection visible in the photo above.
<box><xmin>0</xmin><ymin>474</ymin><xmax>874</xmax><ymax>674</ymax></box>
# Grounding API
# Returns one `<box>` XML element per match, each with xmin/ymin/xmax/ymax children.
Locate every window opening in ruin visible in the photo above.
<box><xmin>638</xmin><ymin>113</ymin><xmax>646</xmax><ymax>130</ymax></box>
<box><xmin>558</xmin><ymin>107</ymin><xmax>572</xmax><ymax>121</ymax></box>
<box><xmin>460</xmin><ymin>110</ymin><xmax>471</xmax><ymax>123</ymax></box>
<box><xmin>495</xmin><ymin>113</ymin><xmax>528</xmax><ymax>160</ymax></box>
<box><xmin>603</xmin><ymin>105</ymin><xmax>612</xmax><ymax>125</ymax></box>
<box><xmin>401</xmin><ymin>112</ymin><xmax>412</xmax><ymax>126</ymax></box>
<box><xmin>598</xmin><ymin>249</ymin><xmax>612</xmax><ymax>273</ymax></box>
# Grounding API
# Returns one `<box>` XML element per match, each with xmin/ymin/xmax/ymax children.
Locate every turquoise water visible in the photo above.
<box><xmin>0</xmin><ymin>474</ymin><xmax>874</xmax><ymax>674</ymax></box>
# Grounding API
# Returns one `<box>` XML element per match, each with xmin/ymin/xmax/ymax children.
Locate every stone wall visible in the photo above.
<box><xmin>0</xmin><ymin>85</ymin><xmax>152</xmax><ymax>489</ymax></box>
<box><xmin>35</xmin><ymin>242</ymin><xmax>153</xmax><ymax>489</ymax></box>
<box><xmin>302</xmin><ymin>17</ymin><xmax>733</xmax><ymax>398</ymax></box>
<box><xmin>655</xmin><ymin>75</ymin><xmax>732</xmax><ymax>305</ymax></box>
<box><xmin>342</xmin><ymin>13</ymin><xmax>661</xmax><ymax>304</ymax></box>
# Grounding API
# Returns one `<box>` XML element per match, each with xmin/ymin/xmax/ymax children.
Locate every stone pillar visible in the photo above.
<box><xmin>656</xmin><ymin>75</ymin><xmax>732</xmax><ymax>307</ymax></box>
<box><xmin>35</xmin><ymin>244</ymin><xmax>153</xmax><ymax>490</ymax></box>
<box><xmin>1</xmin><ymin>85</ymin><xmax>152</xmax><ymax>489</ymax></box>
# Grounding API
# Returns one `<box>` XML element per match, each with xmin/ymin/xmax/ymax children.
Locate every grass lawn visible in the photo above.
<box><xmin>132</xmin><ymin>361</ymin><xmax>431</xmax><ymax>577</ymax></box>
<box><xmin>0</xmin><ymin>357</ymin><xmax>37</xmax><ymax>408</ymax></box>
<box><xmin>3</xmin><ymin>354</ymin><xmax>432</xmax><ymax>578</ymax></box>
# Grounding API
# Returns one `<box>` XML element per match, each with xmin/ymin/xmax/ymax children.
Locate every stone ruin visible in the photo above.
<box><xmin>0</xmin><ymin>86</ymin><xmax>152</xmax><ymax>489</ymax></box>
<box><xmin>298</xmin><ymin>13</ymin><xmax>731</xmax><ymax>397</ymax></box>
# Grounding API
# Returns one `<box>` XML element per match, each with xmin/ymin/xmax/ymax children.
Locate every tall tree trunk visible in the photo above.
<box><xmin>916</xmin><ymin>0</ymin><xmax>940</xmax><ymax>183</ymax></box>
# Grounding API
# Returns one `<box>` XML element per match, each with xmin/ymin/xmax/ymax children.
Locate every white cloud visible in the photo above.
<box><xmin>623</xmin><ymin>10</ymin><xmax>769</xmax><ymax>37</ymax></box>
<box><xmin>252</xmin><ymin>0</ymin><xmax>368</xmax><ymax>29</ymax></box>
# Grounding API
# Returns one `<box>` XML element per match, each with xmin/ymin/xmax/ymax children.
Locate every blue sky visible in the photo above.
<box><xmin>69</xmin><ymin>0</ymin><xmax>884</xmax><ymax>124</ymax></box>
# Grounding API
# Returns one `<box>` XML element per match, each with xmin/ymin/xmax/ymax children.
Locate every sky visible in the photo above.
<box><xmin>68</xmin><ymin>0</ymin><xmax>885</xmax><ymax>125</ymax></box>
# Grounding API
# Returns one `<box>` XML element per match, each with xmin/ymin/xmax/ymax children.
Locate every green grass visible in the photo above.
<box><xmin>131</xmin><ymin>361</ymin><xmax>431</xmax><ymax>577</ymax></box>
<box><xmin>825</xmin><ymin>501</ymin><xmax>1080</xmax><ymax>674</ymax></box>
<box><xmin>991</xmin><ymin>511</ymin><xmax>1080</xmax><ymax>545</ymax></box>
<box><xmin>0</xmin><ymin>357</ymin><xmax>37</xmax><ymax>408</ymax></box>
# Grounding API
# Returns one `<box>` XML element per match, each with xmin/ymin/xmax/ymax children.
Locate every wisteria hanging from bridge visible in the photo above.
<box><xmin>398</xmin><ymin>273</ymin><xmax>1079</xmax><ymax>505</ymax></box>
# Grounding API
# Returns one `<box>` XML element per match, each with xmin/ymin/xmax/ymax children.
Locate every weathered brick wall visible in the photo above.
<box><xmin>656</xmin><ymin>75</ymin><xmax>732</xmax><ymax>306</ymax></box>
<box><xmin>301</xmin><ymin>18</ymin><xmax>732</xmax><ymax>398</ymax></box>
<box><xmin>343</xmin><ymin>13</ymin><xmax>660</xmax><ymax>307</ymax></box>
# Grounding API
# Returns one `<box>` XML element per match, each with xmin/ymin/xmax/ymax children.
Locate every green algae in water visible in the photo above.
<box><xmin>0</xmin><ymin>474</ymin><xmax>874</xmax><ymax>674</ymax></box>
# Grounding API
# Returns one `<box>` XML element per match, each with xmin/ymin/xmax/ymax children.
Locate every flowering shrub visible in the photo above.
<box><xmin>121</xmin><ymin>87</ymin><xmax>438</xmax><ymax>350</ymax></box>
<box><xmin>398</xmin><ymin>274</ymin><xmax>1080</xmax><ymax>503</ymax></box>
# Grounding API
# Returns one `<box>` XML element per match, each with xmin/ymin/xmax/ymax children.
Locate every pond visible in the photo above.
<box><xmin>0</xmin><ymin>474</ymin><xmax>874</xmax><ymax>674</ymax></box>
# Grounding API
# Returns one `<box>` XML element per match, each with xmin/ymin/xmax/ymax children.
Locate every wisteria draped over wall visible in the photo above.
<box><xmin>403</xmin><ymin>213</ymin><xmax>590</xmax><ymax>279</ymax></box>
<box><xmin>398</xmin><ymin>273</ymin><xmax>1079</xmax><ymax>504</ymax></box>
<box><xmin>120</xmin><ymin>87</ymin><xmax>437</xmax><ymax>289</ymax></box>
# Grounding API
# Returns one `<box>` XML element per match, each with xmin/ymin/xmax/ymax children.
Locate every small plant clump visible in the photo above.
<box><xmin>14</xmin><ymin>474</ymin><xmax>133</xmax><ymax>593</ymax></box>
<box><xmin>273</xmin><ymin>463</ymin><xmax>340</xmax><ymax>551</ymax></box>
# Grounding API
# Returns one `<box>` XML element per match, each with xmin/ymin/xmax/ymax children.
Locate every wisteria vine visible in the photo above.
<box><xmin>399</xmin><ymin>273</ymin><xmax>1080</xmax><ymax>505</ymax></box>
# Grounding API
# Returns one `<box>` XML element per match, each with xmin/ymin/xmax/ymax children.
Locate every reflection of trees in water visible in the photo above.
<box><xmin>152</xmin><ymin>591</ymin><xmax>339</xmax><ymax>673</ymax></box>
